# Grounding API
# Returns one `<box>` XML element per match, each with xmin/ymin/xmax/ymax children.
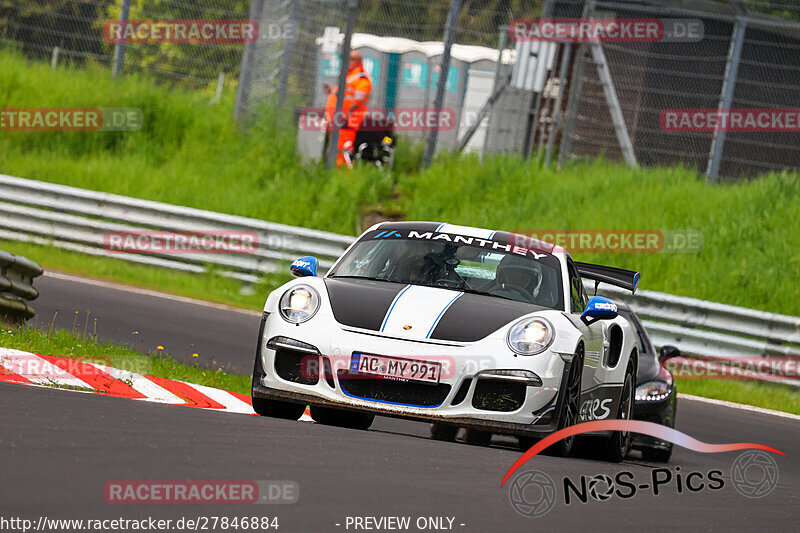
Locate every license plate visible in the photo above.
<box><xmin>350</xmin><ymin>353</ymin><xmax>441</xmax><ymax>384</ymax></box>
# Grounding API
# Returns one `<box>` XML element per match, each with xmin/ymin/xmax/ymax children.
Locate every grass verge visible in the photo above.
<box><xmin>677</xmin><ymin>379</ymin><xmax>800</xmax><ymax>415</ymax></box>
<box><xmin>1</xmin><ymin>50</ymin><xmax>799</xmax><ymax>315</ymax></box>
<box><xmin>0</xmin><ymin>325</ymin><xmax>250</xmax><ymax>395</ymax></box>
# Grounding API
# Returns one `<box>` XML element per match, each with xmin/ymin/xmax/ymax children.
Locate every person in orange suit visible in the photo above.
<box><xmin>324</xmin><ymin>49</ymin><xmax>372</xmax><ymax>167</ymax></box>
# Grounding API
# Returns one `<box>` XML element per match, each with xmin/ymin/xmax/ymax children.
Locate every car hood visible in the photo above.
<box><xmin>324</xmin><ymin>277</ymin><xmax>546</xmax><ymax>342</ymax></box>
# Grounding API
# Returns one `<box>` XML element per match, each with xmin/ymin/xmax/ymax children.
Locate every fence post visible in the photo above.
<box><xmin>234</xmin><ymin>0</ymin><xmax>266</xmax><ymax>121</ymax></box>
<box><xmin>111</xmin><ymin>0</ymin><xmax>131</xmax><ymax>79</ymax></box>
<box><xmin>51</xmin><ymin>46</ymin><xmax>60</xmax><ymax>69</ymax></box>
<box><xmin>423</xmin><ymin>0</ymin><xmax>463</xmax><ymax>169</ymax></box>
<box><xmin>537</xmin><ymin>44</ymin><xmax>566</xmax><ymax>160</ymax></box>
<box><xmin>520</xmin><ymin>0</ymin><xmax>555</xmax><ymax>160</ymax></box>
<box><xmin>590</xmin><ymin>42</ymin><xmax>637</xmax><ymax>167</ymax></box>
<box><xmin>277</xmin><ymin>0</ymin><xmax>300</xmax><ymax>102</ymax></box>
<box><xmin>211</xmin><ymin>72</ymin><xmax>226</xmax><ymax>104</ymax></box>
<box><xmin>557</xmin><ymin>42</ymin><xmax>585</xmax><ymax>168</ymax></box>
<box><xmin>706</xmin><ymin>16</ymin><xmax>747</xmax><ymax>182</ymax></box>
<box><xmin>326</xmin><ymin>0</ymin><xmax>358</xmax><ymax>170</ymax></box>
<box><xmin>544</xmin><ymin>42</ymin><xmax>571</xmax><ymax>168</ymax></box>
<box><xmin>481</xmin><ymin>26</ymin><xmax>508</xmax><ymax>161</ymax></box>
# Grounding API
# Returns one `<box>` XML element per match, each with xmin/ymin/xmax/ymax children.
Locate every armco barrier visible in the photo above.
<box><xmin>0</xmin><ymin>174</ymin><xmax>353</xmax><ymax>283</ymax></box>
<box><xmin>0</xmin><ymin>249</ymin><xmax>43</xmax><ymax>322</ymax></box>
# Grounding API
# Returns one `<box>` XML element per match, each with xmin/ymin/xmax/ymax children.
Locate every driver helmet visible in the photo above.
<box><xmin>496</xmin><ymin>254</ymin><xmax>543</xmax><ymax>297</ymax></box>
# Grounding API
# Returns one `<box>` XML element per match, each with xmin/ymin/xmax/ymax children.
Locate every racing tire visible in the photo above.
<box><xmin>545</xmin><ymin>343</ymin><xmax>584</xmax><ymax>458</ymax></box>
<box><xmin>430</xmin><ymin>423</ymin><xmax>459</xmax><ymax>442</ymax></box>
<box><xmin>642</xmin><ymin>444</ymin><xmax>673</xmax><ymax>463</ymax></box>
<box><xmin>252</xmin><ymin>397</ymin><xmax>306</xmax><ymax>420</ymax></box>
<box><xmin>463</xmin><ymin>428</ymin><xmax>492</xmax><ymax>447</ymax></box>
<box><xmin>603</xmin><ymin>359</ymin><xmax>635</xmax><ymax>463</ymax></box>
<box><xmin>310</xmin><ymin>405</ymin><xmax>374</xmax><ymax>430</ymax></box>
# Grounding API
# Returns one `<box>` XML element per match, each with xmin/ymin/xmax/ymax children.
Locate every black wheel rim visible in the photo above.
<box><xmin>562</xmin><ymin>346</ymin><xmax>583</xmax><ymax>448</ymax></box>
<box><xmin>618</xmin><ymin>372</ymin><xmax>633</xmax><ymax>450</ymax></box>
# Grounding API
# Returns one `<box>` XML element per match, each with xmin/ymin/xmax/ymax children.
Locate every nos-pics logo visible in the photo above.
<box><xmin>508</xmin><ymin>450</ymin><xmax>779</xmax><ymax>518</ymax></box>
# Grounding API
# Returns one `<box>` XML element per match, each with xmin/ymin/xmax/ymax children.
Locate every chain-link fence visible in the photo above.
<box><xmin>1</xmin><ymin>0</ymin><xmax>800</xmax><ymax>179</ymax></box>
<box><xmin>0</xmin><ymin>0</ymin><xmax>249</xmax><ymax>87</ymax></box>
<box><xmin>234</xmin><ymin>0</ymin><xmax>543</xmax><ymax>166</ymax></box>
<box><xmin>555</xmin><ymin>0</ymin><xmax>800</xmax><ymax>181</ymax></box>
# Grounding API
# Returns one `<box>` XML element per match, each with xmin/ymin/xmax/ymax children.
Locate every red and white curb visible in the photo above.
<box><xmin>0</xmin><ymin>348</ymin><xmax>314</xmax><ymax>422</ymax></box>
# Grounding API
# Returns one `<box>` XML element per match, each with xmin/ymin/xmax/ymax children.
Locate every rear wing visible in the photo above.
<box><xmin>575</xmin><ymin>262</ymin><xmax>640</xmax><ymax>294</ymax></box>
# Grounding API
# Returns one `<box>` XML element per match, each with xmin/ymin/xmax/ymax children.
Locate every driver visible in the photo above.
<box><xmin>494</xmin><ymin>254</ymin><xmax>543</xmax><ymax>302</ymax></box>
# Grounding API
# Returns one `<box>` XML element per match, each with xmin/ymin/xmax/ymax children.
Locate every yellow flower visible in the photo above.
<box><xmin>192</xmin><ymin>353</ymin><xmax>199</xmax><ymax>358</ymax></box>
<box><xmin>157</xmin><ymin>345</ymin><xmax>164</xmax><ymax>350</ymax></box>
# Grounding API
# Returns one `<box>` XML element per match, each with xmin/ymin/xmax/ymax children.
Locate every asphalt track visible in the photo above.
<box><xmin>3</xmin><ymin>272</ymin><xmax>798</xmax><ymax>532</ymax></box>
<box><xmin>32</xmin><ymin>272</ymin><xmax>261</xmax><ymax>373</ymax></box>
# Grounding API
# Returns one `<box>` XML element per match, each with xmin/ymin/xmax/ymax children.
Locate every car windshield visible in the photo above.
<box><xmin>328</xmin><ymin>237</ymin><xmax>564</xmax><ymax>309</ymax></box>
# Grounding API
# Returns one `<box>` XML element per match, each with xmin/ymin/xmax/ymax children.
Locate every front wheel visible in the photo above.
<box><xmin>430</xmin><ymin>423</ymin><xmax>459</xmax><ymax>442</ymax></box>
<box><xmin>463</xmin><ymin>428</ymin><xmax>492</xmax><ymax>447</ymax></box>
<box><xmin>518</xmin><ymin>436</ymin><xmax>539</xmax><ymax>452</ymax></box>
<box><xmin>310</xmin><ymin>405</ymin><xmax>374</xmax><ymax>430</ymax></box>
<box><xmin>603</xmin><ymin>359</ymin><xmax>635</xmax><ymax>463</ymax></box>
<box><xmin>642</xmin><ymin>444</ymin><xmax>673</xmax><ymax>463</ymax></box>
<box><xmin>546</xmin><ymin>343</ymin><xmax>584</xmax><ymax>457</ymax></box>
<box><xmin>252</xmin><ymin>397</ymin><xmax>306</xmax><ymax>420</ymax></box>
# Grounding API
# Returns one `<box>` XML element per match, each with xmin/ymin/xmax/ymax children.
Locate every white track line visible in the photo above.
<box><xmin>678</xmin><ymin>393</ymin><xmax>800</xmax><ymax>421</ymax></box>
<box><xmin>43</xmin><ymin>271</ymin><xmax>260</xmax><ymax>316</ymax></box>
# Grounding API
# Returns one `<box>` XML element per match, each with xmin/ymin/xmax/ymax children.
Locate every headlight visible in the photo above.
<box><xmin>279</xmin><ymin>285</ymin><xmax>320</xmax><ymax>323</ymax></box>
<box><xmin>506</xmin><ymin>317</ymin><xmax>554</xmax><ymax>355</ymax></box>
<box><xmin>635</xmin><ymin>380</ymin><xmax>672</xmax><ymax>402</ymax></box>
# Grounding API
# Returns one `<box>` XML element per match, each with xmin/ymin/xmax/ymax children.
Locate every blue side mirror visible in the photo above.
<box><xmin>581</xmin><ymin>296</ymin><xmax>618</xmax><ymax>323</ymax></box>
<box><xmin>290</xmin><ymin>256</ymin><xmax>318</xmax><ymax>277</ymax></box>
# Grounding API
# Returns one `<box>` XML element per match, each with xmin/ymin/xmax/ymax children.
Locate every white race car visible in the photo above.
<box><xmin>252</xmin><ymin>222</ymin><xmax>641</xmax><ymax>461</ymax></box>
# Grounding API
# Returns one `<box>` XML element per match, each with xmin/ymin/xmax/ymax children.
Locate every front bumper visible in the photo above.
<box><xmin>252</xmin><ymin>313</ymin><xmax>572</xmax><ymax>437</ymax></box>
